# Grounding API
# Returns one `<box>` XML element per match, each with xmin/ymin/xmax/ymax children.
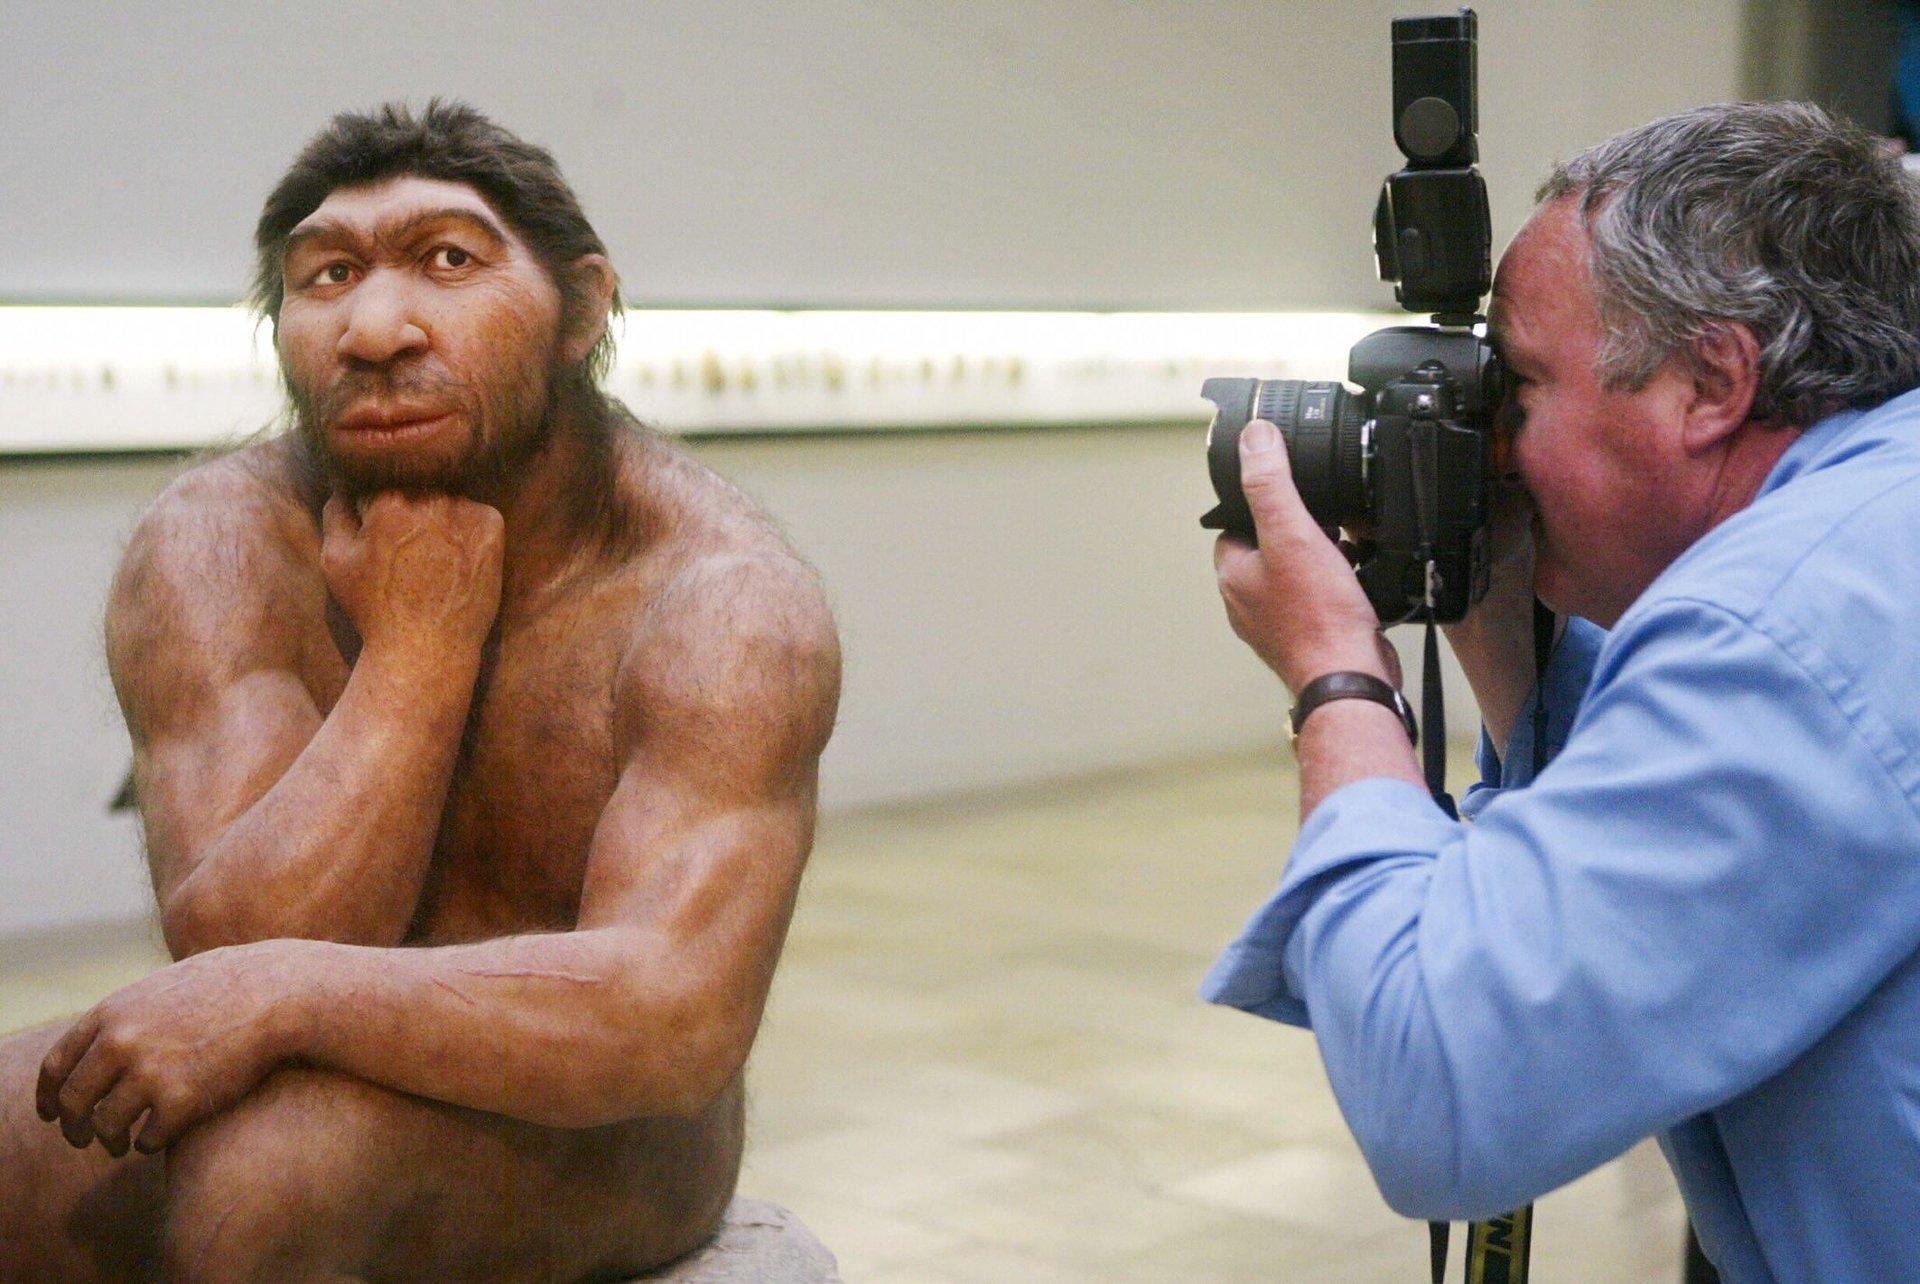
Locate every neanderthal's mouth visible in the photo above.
<box><xmin>330</xmin><ymin>406</ymin><xmax>457</xmax><ymax>442</ymax></box>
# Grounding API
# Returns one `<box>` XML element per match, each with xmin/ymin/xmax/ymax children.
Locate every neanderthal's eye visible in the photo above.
<box><xmin>322</xmin><ymin>263</ymin><xmax>352</xmax><ymax>284</ymax></box>
<box><xmin>433</xmin><ymin>246</ymin><xmax>472</xmax><ymax>269</ymax></box>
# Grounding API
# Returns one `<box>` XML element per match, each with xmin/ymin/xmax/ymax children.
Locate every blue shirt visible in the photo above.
<box><xmin>1201</xmin><ymin>389</ymin><xmax>1920</xmax><ymax>1283</ymax></box>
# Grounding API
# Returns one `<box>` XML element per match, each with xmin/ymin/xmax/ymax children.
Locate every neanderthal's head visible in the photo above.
<box><xmin>253</xmin><ymin>102</ymin><xmax>622</xmax><ymax>495</ymax></box>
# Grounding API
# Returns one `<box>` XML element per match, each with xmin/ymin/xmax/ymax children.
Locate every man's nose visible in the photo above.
<box><xmin>336</xmin><ymin>271</ymin><xmax>429</xmax><ymax>365</ymax></box>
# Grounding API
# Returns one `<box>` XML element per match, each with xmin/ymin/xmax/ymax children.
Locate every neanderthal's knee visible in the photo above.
<box><xmin>162</xmin><ymin>1068</ymin><xmax>390</xmax><ymax>1281</ymax></box>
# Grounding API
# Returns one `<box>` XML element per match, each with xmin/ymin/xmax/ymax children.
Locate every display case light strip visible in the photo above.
<box><xmin>0</xmin><ymin>306</ymin><xmax>1406</xmax><ymax>453</ymax></box>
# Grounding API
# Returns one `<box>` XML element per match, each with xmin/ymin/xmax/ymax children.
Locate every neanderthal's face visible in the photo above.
<box><xmin>276</xmin><ymin>175</ymin><xmax>565</xmax><ymax>496</ymax></box>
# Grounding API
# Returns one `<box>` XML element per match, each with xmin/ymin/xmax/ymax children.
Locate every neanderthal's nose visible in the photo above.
<box><xmin>336</xmin><ymin>274</ymin><xmax>429</xmax><ymax>365</ymax></box>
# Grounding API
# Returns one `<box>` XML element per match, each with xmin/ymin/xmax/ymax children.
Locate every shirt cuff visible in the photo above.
<box><xmin>1201</xmin><ymin>776</ymin><xmax>1457</xmax><ymax>1027</ymax></box>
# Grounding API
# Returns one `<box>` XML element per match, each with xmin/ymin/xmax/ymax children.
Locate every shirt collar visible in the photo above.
<box><xmin>1757</xmin><ymin>386</ymin><xmax>1920</xmax><ymax>499</ymax></box>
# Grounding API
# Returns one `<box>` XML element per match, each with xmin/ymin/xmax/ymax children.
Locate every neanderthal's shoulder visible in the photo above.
<box><xmin>617</xmin><ymin>435</ymin><xmax>837</xmax><ymax>666</ymax></box>
<box><xmin>123</xmin><ymin>438</ymin><xmax>317</xmax><ymax>585</ymax></box>
<box><xmin>620</xmin><ymin>432</ymin><xmax>805</xmax><ymax>572</ymax></box>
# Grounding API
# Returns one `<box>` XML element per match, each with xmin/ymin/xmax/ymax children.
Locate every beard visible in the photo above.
<box><xmin>286</xmin><ymin>344</ymin><xmax>560</xmax><ymax>499</ymax></box>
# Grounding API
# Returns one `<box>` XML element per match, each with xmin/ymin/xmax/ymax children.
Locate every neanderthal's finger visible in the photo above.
<box><xmin>133</xmin><ymin>1094</ymin><xmax>191</xmax><ymax>1155</ymax></box>
<box><xmin>36</xmin><ymin>1012</ymin><xmax>100</xmax><ymax>1123</ymax></box>
<box><xmin>89</xmin><ymin>1076</ymin><xmax>151</xmax><ymax>1159</ymax></box>
<box><xmin>54</xmin><ymin>1041</ymin><xmax>125</xmax><ymax>1149</ymax></box>
<box><xmin>321</xmin><ymin>493</ymin><xmax>358</xmax><ymax>543</ymax></box>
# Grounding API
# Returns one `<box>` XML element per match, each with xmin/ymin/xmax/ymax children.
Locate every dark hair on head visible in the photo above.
<box><xmin>250</xmin><ymin>99</ymin><xmax>622</xmax><ymax>384</ymax></box>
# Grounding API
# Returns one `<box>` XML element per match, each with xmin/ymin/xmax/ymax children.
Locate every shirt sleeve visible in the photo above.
<box><xmin>1200</xmin><ymin>597</ymin><xmax>1920</xmax><ymax>1220</ymax></box>
<box><xmin>1458</xmin><ymin>616</ymin><xmax>1606</xmax><ymax>819</ymax></box>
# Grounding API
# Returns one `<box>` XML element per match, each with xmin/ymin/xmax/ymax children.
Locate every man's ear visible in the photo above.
<box><xmin>1681</xmin><ymin>321</ymin><xmax>1762</xmax><ymax>454</ymax></box>
<box><xmin>560</xmin><ymin>254</ymin><xmax>618</xmax><ymax>367</ymax></box>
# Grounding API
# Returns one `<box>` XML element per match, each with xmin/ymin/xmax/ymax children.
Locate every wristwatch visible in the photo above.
<box><xmin>1289</xmin><ymin>671</ymin><xmax>1418</xmax><ymax>745</ymax></box>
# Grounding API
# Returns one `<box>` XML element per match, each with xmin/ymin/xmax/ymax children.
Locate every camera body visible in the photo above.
<box><xmin>1201</xmin><ymin>8</ymin><xmax>1503</xmax><ymax>625</ymax></box>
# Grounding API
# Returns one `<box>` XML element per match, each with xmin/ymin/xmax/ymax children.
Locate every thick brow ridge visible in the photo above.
<box><xmin>283</xmin><ymin>207</ymin><xmax>512</xmax><ymax>261</ymax></box>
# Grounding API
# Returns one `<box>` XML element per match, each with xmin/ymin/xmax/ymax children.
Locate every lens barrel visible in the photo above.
<box><xmin>1200</xmin><ymin>377</ymin><xmax>1370</xmax><ymax>539</ymax></box>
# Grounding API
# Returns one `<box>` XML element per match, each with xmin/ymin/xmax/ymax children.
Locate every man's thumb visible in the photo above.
<box><xmin>1242</xmin><ymin>414</ymin><xmax>1282</xmax><ymax>457</ymax></box>
<box><xmin>1238</xmin><ymin>419</ymin><xmax>1292</xmax><ymax>503</ymax></box>
<box><xmin>1238</xmin><ymin>418</ymin><xmax>1316</xmax><ymax>547</ymax></box>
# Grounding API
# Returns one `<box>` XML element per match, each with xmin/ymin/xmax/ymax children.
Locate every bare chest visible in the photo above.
<box><xmin>421</xmin><ymin>623</ymin><xmax>629</xmax><ymax>941</ymax></box>
<box><xmin>315</xmin><ymin>600</ymin><xmax>635</xmax><ymax>944</ymax></box>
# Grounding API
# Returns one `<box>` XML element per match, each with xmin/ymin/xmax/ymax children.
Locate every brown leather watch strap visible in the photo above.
<box><xmin>1289</xmin><ymin>671</ymin><xmax>1418</xmax><ymax>744</ymax></box>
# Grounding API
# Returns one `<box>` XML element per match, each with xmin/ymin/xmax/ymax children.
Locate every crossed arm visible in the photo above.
<box><xmin>263</xmin><ymin>551</ymin><xmax>841</xmax><ymax>1131</ymax></box>
<box><xmin>39</xmin><ymin>476</ymin><xmax>840</xmax><ymax>1155</ymax></box>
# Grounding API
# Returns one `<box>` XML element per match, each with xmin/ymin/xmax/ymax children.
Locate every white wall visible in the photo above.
<box><xmin>0</xmin><ymin>460</ymin><xmax>156</xmax><ymax>938</ymax></box>
<box><xmin>2</xmin><ymin>1</ymin><xmax>1745</xmax><ymax>309</ymax></box>
<box><xmin>702</xmin><ymin>427</ymin><xmax>1301</xmax><ymax>802</ymax></box>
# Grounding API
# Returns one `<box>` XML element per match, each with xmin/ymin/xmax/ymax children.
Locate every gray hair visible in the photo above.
<box><xmin>1537</xmin><ymin>101</ymin><xmax>1920</xmax><ymax>426</ymax></box>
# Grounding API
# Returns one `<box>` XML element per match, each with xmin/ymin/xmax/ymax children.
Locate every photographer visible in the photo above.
<box><xmin>1203</xmin><ymin>101</ymin><xmax>1920</xmax><ymax>1282</ymax></box>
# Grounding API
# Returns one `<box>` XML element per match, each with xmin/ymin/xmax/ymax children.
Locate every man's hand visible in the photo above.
<box><xmin>1214</xmin><ymin>420</ymin><xmax>1400</xmax><ymax>693</ymax></box>
<box><xmin>1441</xmin><ymin>474</ymin><xmax>1551</xmax><ymax>758</ymax></box>
<box><xmin>36</xmin><ymin>942</ymin><xmax>310</xmax><ymax>1156</ymax></box>
<box><xmin>322</xmin><ymin>492</ymin><xmax>505</xmax><ymax>657</ymax></box>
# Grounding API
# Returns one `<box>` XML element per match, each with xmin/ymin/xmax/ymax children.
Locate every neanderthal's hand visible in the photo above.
<box><xmin>1214</xmin><ymin>420</ymin><xmax>1400</xmax><ymax>693</ymax></box>
<box><xmin>322</xmin><ymin>491</ymin><xmax>505</xmax><ymax>658</ymax></box>
<box><xmin>36</xmin><ymin>942</ymin><xmax>308</xmax><ymax>1156</ymax></box>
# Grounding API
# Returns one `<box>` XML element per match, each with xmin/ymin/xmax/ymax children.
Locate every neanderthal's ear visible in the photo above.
<box><xmin>561</xmin><ymin>254</ymin><xmax>618</xmax><ymax>366</ymax></box>
<box><xmin>1681</xmin><ymin>320</ymin><xmax>1762</xmax><ymax>453</ymax></box>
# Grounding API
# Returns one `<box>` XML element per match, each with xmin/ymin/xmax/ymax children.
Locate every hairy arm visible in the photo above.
<box><xmin>277</xmin><ymin>548</ymin><xmax>839</xmax><ymax>1125</ymax></box>
<box><xmin>111</xmin><ymin>467</ymin><xmax>500</xmax><ymax>957</ymax></box>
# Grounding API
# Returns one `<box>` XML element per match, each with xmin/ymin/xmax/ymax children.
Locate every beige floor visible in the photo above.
<box><xmin>2</xmin><ymin>751</ymin><xmax>1689</xmax><ymax>1282</ymax></box>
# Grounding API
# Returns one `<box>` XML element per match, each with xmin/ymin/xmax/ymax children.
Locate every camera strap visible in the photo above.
<box><xmin>1430</xmin><ymin>1211</ymin><xmax>1535</xmax><ymax>1284</ymax></box>
<box><xmin>1531</xmin><ymin>598</ymin><xmax>1555</xmax><ymax>777</ymax></box>
<box><xmin>1417</xmin><ymin>600</ymin><xmax>1537</xmax><ymax>1284</ymax></box>
<box><xmin>1421</xmin><ymin>617</ymin><xmax>1456</xmax><ymax>820</ymax></box>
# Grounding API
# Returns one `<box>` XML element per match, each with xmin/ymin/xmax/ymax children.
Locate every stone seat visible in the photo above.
<box><xmin>630</xmin><ymin>1197</ymin><xmax>840</xmax><ymax>1282</ymax></box>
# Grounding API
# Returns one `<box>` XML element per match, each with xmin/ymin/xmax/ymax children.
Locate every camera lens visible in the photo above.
<box><xmin>1200</xmin><ymin>377</ymin><xmax>1370</xmax><ymax>538</ymax></box>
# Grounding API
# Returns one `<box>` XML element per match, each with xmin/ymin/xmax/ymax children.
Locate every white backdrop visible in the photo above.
<box><xmin>2</xmin><ymin>1</ymin><xmax>1743</xmax><ymax>309</ymax></box>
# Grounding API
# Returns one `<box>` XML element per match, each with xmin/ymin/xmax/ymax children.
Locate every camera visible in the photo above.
<box><xmin>1201</xmin><ymin>8</ymin><xmax>1504</xmax><ymax>624</ymax></box>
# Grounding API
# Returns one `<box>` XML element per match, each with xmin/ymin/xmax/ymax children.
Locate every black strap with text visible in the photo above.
<box><xmin>1419</xmin><ymin>601</ymin><xmax>1542</xmax><ymax>1284</ymax></box>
